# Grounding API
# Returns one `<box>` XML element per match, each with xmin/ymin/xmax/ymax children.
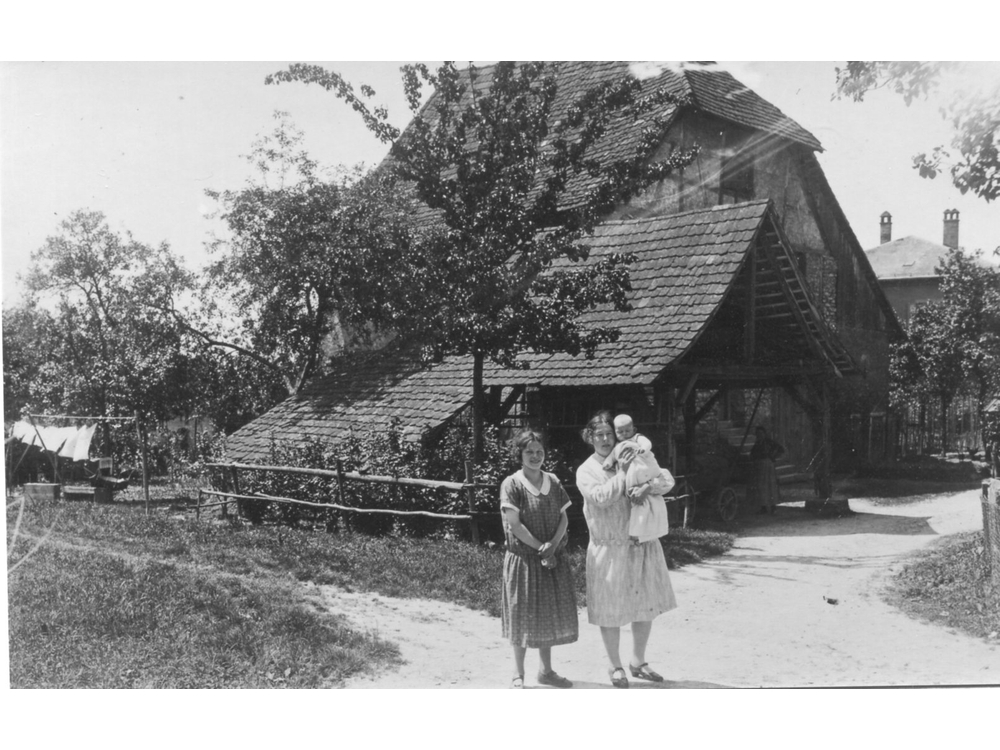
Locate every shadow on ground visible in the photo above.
<box><xmin>733</xmin><ymin>507</ymin><xmax>936</xmax><ymax>539</ymax></box>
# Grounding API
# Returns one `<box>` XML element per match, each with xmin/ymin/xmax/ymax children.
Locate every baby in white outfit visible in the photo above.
<box><xmin>602</xmin><ymin>414</ymin><xmax>674</xmax><ymax>543</ymax></box>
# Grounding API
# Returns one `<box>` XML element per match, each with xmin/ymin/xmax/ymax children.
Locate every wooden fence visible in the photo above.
<box><xmin>982</xmin><ymin>479</ymin><xmax>1000</xmax><ymax>602</ymax></box>
<box><xmin>200</xmin><ymin>461</ymin><xmax>495</xmax><ymax>543</ymax></box>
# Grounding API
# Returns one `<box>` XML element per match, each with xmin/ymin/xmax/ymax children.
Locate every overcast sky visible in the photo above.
<box><xmin>2</xmin><ymin>59</ymin><xmax>998</xmax><ymax>305</ymax></box>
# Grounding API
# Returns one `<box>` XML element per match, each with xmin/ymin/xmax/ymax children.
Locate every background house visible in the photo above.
<box><xmin>226</xmin><ymin>62</ymin><xmax>903</xmax><ymax>500</ymax></box>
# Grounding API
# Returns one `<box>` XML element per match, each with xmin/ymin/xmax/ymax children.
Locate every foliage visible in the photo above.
<box><xmin>884</xmin><ymin>531</ymin><xmax>1000</xmax><ymax>640</ymax></box>
<box><xmin>936</xmin><ymin>248</ymin><xmax>1000</xmax><ymax>409</ymax></box>
<box><xmin>889</xmin><ymin>247</ymin><xmax>1000</xmax><ymax>452</ymax></box>
<box><xmin>14</xmin><ymin>210</ymin><xmax>198</xmax><ymax>422</ymax></box>
<box><xmin>226</xmin><ymin>419</ymin><xmax>516</xmax><ymax>538</ymax></box>
<box><xmin>835</xmin><ymin>62</ymin><xmax>1000</xmax><ymax>202</ymax></box>
<box><xmin>267</xmin><ymin>62</ymin><xmax>698</xmax><ymax>457</ymax></box>
<box><xmin>198</xmin><ymin>112</ymin><xmax>415</xmax><ymax>397</ymax></box>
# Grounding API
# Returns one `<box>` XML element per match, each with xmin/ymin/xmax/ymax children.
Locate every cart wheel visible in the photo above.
<box><xmin>717</xmin><ymin>486</ymin><xmax>738</xmax><ymax>522</ymax></box>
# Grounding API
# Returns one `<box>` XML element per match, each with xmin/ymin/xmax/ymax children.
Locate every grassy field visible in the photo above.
<box><xmin>7</xmin><ymin>490</ymin><xmax>734</xmax><ymax>688</ymax></box>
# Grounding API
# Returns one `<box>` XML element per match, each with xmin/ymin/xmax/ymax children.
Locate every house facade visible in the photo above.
<box><xmin>226</xmin><ymin>62</ymin><xmax>903</xmax><ymax>502</ymax></box>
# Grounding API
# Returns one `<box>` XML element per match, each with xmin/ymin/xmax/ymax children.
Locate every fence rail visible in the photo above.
<box><xmin>201</xmin><ymin>460</ymin><xmax>493</xmax><ymax>542</ymax></box>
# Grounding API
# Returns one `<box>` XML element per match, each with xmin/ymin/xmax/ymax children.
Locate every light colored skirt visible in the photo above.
<box><xmin>585</xmin><ymin>539</ymin><xmax>677</xmax><ymax>627</ymax></box>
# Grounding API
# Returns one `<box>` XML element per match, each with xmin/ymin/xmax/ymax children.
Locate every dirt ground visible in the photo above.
<box><xmin>308</xmin><ymin>487</ymin><xmax>1000</xmax><ymax>688</ymax></box>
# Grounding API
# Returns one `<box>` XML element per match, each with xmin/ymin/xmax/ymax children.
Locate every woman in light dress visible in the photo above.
<box><xmin>575</xmin><ymin>410</ymin><xmax>677</xmax><ymax>688</ymax></box>
<box><xmin>500</xmin><ymin>429</ymin><xmax>578</xmax><ymax>688</ymax></box>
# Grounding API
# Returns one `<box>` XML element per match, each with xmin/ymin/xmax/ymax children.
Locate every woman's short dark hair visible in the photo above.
<box><xmin>581</xmin><ymin>410</ymin><xmax>614</xmax><ymax>445</ymax></box>
<box><xmin>510</xmin><ymin>428</ymin><xmax>546</xmax><ymax>461</ymax></box>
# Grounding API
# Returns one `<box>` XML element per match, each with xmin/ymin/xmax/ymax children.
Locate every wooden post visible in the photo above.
<box><xmin>335</xmin><ymin>459</ymin><xmax>346</xmax><ymax>532</ymax></box>
<box><xmin>464</xmin><ymin>460</ymin><xmax>480</xmax><ymax>545</ymax></box>
<box><xmin>229</xmin><ymin>466</ymin><xmax>241</xmax><ymax>520</ymax></box>
<box><xmin>196</xmin><ymin>488</ymin><xmax>202</xmax><ymax>521</ymax></box>
<box><xmin>135</xmin><ymin>411</ymin><xmax>150</xmax><ymax>516</ymax></box>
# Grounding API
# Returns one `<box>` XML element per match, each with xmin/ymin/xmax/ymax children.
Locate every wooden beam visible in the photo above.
<box><xmin>744</xmin><ymin>246</ymin><xmax>756</xmax><ymax>364</ymax></box>
<box><xmin>496</xmin><ymin>385</ymin><xmax>526</xmax><ymax>421</ymax></box>
<box><xmin>694</xmin><ymin>388</ymin><xmax>727</xmax><ymax>424</ymax></box>
<box><xmin>675</xmin><ymin>372</ymin><xmax>699</xmax><ymax>406</ymax></box>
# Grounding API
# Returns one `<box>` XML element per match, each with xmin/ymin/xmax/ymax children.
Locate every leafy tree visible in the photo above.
<box><xmin>2</xmin><ymin>302</ymin><xmax>58</xmax><ymax>422</ymax></box>
<box><xmin>19</xmin><ymin>209</ymin><xmax>198</xmax><ymax>422</ymax></box>
<box><xmin>835</xmin><ymin>62</ymin><xmax>1000</xmax><ymax>201</ymax></box>
<box><xmin>889</xmin><ymin>247</ymin><xmax>1000</xmax><ymax>452</ymax></box>
<box><xmin>267</xmin><ymin>61</ymin><xmax>697</xmax><ymax>458</ymax></box>
<box><xmin>936</xmin><ymin>247</ymin><xmax>1000</xmax><ymax>446</ymax></box>
<box><xmin>901</xmin><ymin>301</ymin><xmax>966</xmax><ymax>451</ymax></box>
<box><xmin>194</xmin><ymin>112</ymin><xmax>415</xmax><ymax>397</ymax></box>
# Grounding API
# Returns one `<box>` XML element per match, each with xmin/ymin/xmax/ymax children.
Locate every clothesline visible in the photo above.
<box><xmin>28</xmin><ymin>414</ymin><xmax>137</xmax><ymax>422</ymax></box>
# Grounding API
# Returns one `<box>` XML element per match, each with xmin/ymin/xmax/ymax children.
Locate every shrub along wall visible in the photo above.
<box><xmin>218</xmin><ymin>419</ymin><xmax>572</xmax><ymax>543</ymax></box>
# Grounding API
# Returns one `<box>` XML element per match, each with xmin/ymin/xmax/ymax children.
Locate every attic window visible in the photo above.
<box><xmin>719</xmin><ymin>152</ymin><xmax>754</xmax><ymax>205</ymax></box>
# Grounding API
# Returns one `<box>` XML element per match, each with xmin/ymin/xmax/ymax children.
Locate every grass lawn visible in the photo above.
<box><xmin>7</xmin><ymin>490</ymin><xmax>734</xmax><ymax>688</ymax></box>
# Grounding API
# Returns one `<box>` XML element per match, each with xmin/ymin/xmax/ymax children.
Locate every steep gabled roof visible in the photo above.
<box><xmin>865</xmin><ymin>236</ymin><xmax>950</xmax><ymax>280</ymax></box>
<box><xmin>225</xmin><ymin>200</ymin><xmax>851</xmax><ymax>461</ymax></box>
<box><xmin>402</xmin><ymin>62</ymin><xmax>821</xmax><ymax>225</ymax></box>
<box><xmin>484</xmin><ymin>199</ymin><xmax>854</xmax><ymax>386</ymax></box>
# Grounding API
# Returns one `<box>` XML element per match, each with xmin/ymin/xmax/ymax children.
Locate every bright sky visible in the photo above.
<box><xmin>2</xmin><ymin>59</ymin><xmax>998</xmax><ymax>305</ymax></box>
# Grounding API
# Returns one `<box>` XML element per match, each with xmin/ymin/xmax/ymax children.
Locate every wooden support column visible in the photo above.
<box><xmin>804</xmin><ymin>377</ymin><xmax>845</xmax><ymax>513</ymax></box>
<box><xmin>664</xmin><ymin>386</ymin><xmax>677</xmax><ymax>474</ymax></box>
<box><xmin>744</xmin><ymin>245</ymin><xmax>756</xmax><ymax>364</ymax></box>
<box><xmin>683</xmin><ymin>389</ymin><xmax>697</xmax><ymax>470</ymax></box>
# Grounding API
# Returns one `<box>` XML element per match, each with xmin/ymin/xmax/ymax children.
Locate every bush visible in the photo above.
<box><xmin>217</xmin><ymin>418</ymin><xmax>526</xmax><ymax>539</ymax></box>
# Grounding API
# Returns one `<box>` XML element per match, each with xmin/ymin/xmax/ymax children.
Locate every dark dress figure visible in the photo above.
<box><xmin>749</xmin><ymin>427</ymin><xmax>784</xmax><ymax>514</ymax></box>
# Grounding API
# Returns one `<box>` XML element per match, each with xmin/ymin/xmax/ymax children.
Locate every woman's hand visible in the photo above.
<box><xmin>628</xmin><ymin>483</ymin><xmax>651</xmax><ymax>504</ymax></box>
<box><xmin>537</xmin><ymin>541</ymin><xmax>555</xmax><ymax>559</ymax></box>
<box><xmin>648</xmin><ymin>473</ymin><xmax>675</xmax><ymax>495</ymax></box>
<box><xmin>616</xmin><ymin>445</ymin><xmax>637</xmax><ymax>471</ymax></box>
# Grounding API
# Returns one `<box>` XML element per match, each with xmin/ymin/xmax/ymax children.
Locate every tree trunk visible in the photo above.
<box><xmin>472</xmin><ymin>350</ymin><xmax>485</xmax><ymax>464</ymax></box>
<box><xmin>941</xmin><ymin>394</ymin><xmax>952</xmax><ymax>454</ymax></box>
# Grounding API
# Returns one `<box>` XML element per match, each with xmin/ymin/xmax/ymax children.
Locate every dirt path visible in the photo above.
<box><xmin>310</xmin><ymin>487</ymin><xmax>1000</xmax><ymax>688</ymax></box>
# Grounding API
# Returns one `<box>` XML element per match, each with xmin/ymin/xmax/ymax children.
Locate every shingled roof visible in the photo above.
<box><xmin>226</xmin><ymin>200</ymin><xmax>852</xmax><ymax>461</ymax></box>
<box><xmin>401</xmin><ymin>62</ymin><xmax>822</xmax><ymax>226</ymax></box>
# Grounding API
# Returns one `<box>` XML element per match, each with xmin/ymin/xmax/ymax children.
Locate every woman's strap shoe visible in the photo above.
<box><xmin>629</xmin><ymin>662</ymin><xmax>664</xmax><ymax>682</ymax></box>
<box><xmin>537</xmin><ymin>669</ymin><xmax>572</xmax><ymax>688</ymax></box>
<box><xmin>608</xmin><ymin>666</ymin><xmax>629</xmax><ymax>688</ymax></box>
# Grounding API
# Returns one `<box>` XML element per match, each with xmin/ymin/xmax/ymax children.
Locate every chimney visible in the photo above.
<box><xmin>879</xmin><ymin>211</ymin><xmax>892</xmax><ymax>244</ymax></box>
<box><xmin>943</xmin><ymin>209</ymin><xmax>960</xmax><ymax>249</ymax></box>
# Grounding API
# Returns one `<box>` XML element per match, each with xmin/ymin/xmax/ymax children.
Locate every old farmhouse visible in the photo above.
<box><xmin>226</xmin><ymin>62</ymin><xmax>904</xmax><ymax>506</ymax></box>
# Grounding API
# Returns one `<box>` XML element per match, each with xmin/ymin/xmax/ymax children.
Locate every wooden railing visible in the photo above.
<box><xmin>201</xmin><ymin>461</ymin><xmax>496</xmax><ymax>543</ymax></box>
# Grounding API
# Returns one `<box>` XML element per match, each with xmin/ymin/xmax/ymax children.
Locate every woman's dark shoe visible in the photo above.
<box><xmin>629</xmin><ymin>662</ymin><xmax>664</xmax><ymax>682</ymax></box>
<box><xmin>608</xmin><ymin>666</ymin><xmax>629</xmax><ymax>689</ymax></box>
<box><xmin>537</xmin><ymin>669</ymin><xmax>572</xmax><ymax>688</ymax></box>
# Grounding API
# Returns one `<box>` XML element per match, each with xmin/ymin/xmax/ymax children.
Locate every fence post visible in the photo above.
<box><xmin>464</xmin><ymin>460</ymin><xmax>480</xmax><ymax>545</ymax></box>
<box><xmin>229</xmin><ymin>466</ymin><xmax>241</xmax><ymax>519</ymax></box>
<box><xmin>335</xmin><ymin>459</ymin><xmax>346</xmax><ymax>532</ymax></box>
<box><xmin>982</xmin><ymin>479</ymin><xmax>1000</xmax><ymax>601</ymax></box>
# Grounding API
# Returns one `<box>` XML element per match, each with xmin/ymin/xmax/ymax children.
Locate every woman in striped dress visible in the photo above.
<box><xmin>500</xmin><ymin>429</ymin><xmax>578</xmax><ymax>688</ymax></box>
<box><xmin>575</xmin><ymin>411</ymin><xmax>677</xmax><ymax>688</ymax></box>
